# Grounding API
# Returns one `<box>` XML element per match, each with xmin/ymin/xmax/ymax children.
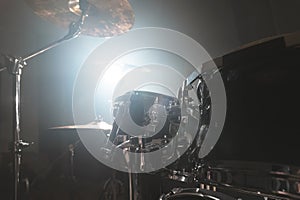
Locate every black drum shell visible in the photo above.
<box><xmin>110</xmin><ymin>91</ymin><xmax>180</xmax><ymax>147</ymax></box>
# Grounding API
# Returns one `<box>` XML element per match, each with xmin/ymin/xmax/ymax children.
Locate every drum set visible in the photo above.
<box><xmin>102</xmin><ymin>72</ymin><xmax>300</xmax><ymax>200</ymax></box>
<box><xmin>54</xmin><ymin>70</ymin><xmax>300</xmax><ymax>200</ymax></box>
<box><xmin>1</xmin><ymin>0</ymin><xmax>300</xmax><ymax>200</ymax></box>
<box><xmin>54</xmin><ymin>67</ymin><xmax>300</xmax><ymax>200</ymax></box>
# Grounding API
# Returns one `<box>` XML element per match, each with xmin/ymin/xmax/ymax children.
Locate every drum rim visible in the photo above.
<box><xmin>160</xmin><ymin>188</ymin><xmax>235</xmax><ymax>200</ymax></box>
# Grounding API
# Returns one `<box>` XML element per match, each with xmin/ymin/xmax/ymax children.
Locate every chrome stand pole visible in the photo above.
<box><xmin>128</xmin><ymin>167</ymin><xmax>139</xmax><ymax>200</ymax></box>
<box><xmin>12</xmin><ymin>66</ymin><xmax>22</xmax><ymax>200</ymax></box>
<box><xmin>127</xmin><ymin>137</ymin><xmax>145</xmax><ymax>200</ymax></box>
<box><xmin>128</xmin><ymin>169</ymin><xmax>133</xmax><ymax>200</ymax></box>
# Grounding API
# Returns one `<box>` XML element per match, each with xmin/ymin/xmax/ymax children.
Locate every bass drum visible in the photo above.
<box><xmin>159</xmin><ymin>187</ymin><xmax>273</xmax><ymax>200</ymax></box>
<box><xmin>159</xmin><ymin>188</ymin><xmax>235</xmax><ymax>200</ymax></box>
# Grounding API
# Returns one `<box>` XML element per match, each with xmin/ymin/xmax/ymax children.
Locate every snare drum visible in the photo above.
<box><xmin>110</xmin><ymin>90</ymin><xmax>181</xmax><ymax>152</ymax></box>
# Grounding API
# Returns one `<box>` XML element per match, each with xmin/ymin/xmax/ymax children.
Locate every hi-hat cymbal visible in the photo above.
<box><xmin>24</xmin><ymin>0</ymin><xmax>135</xmax><ymax>37</ymax></box>
<box><xmin>50</xmin><ymin>121</ymin><xmax>112</xmax><ymax>131</ymax></box>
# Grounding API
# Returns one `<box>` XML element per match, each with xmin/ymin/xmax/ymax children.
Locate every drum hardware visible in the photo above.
<box><xmin>192</xmin><ymin>161</ymin><xmax>300</xmax><ymax>200</ymax></box>
<box><xmin>67</xmin><ymin>140</ymin><xmax>81</xmax><ymax>182</ymax></box>
<box><xmin>104</xmin><ymin>129</ymin><xmax>138</xmax><ymax>200</ymax></box>
<box><xmin>200</xmin><ymin>182</ymin><xmax>287</xmax><ymax>200</ymax></box>
<box><xmin>109</xmin><ymin>86</ymin><xmax>211</xmax><ymax>198</ymax></box>
<box><xmin>162</xmin><ymin>72</ymin><xmax>212</xmax><ymax>183</ymax></box>
<box><xmin>199</xmin><ymin>183</ymin><xmax>217</xmax><ymax>192</ymax></box>
<box><xmin>128</xmin><ymin>171</ymin><xmax>141</xmax><ymax>200</ymax></box>
<box><xmin>108</xmin><ymin>91</ymin><xmax>184</xmax><ymax>200</ymax></box>
<box><xmin>159</xmin><ymin>187</ymin><xmax>236</xmax><ymax>200</ymax></box>
<box><xmin>160</xmin><ymin>182</ymin><xmax>290</xmax><ymax>200</ymax></box>
<box><xmin>0</xmin><ymin>1</ymin><xmax>134</xmax><ymax>199</ymax></box>
<box><xmin>0</xmin><ymin>5</ymin><xmax>89</xmax><ymax>198</ymax></box>
<box><xmin>164</xmin><ymin>169</ymin><xmax>196</xmax><ymax>183</ymax></box>
<box><xmin>108</xmin><ymin>137</ymin><xmax>148</xmax><ymax>200</ymax></box>
<box><xmin>115</xmin><ymin>137</ymin><xmax>143</xmax><ymax>200</ymax></box>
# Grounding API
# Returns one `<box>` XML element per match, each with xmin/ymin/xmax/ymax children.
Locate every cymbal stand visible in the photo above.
<box><xmin>127</xmin><ymin>137</ymin><xmax>145</xmax><ymax>200</ymax></box>
<box><xmin>114</xmin><ymin>137</ymin><xmax>141</xmax><ymax>200</ymax></box>
<box><xmin>2</xmin><ymin>8</ymin><xmax>88</xmax><ymax>200</ymax></box>
<box><xmin>127</xmin><ymin>155</ymin><xmax>139</xmax><ymax>200</ymax></box>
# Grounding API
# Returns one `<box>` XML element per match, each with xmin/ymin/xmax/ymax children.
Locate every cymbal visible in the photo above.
<box><xmin>50</xmin><ymin>121</ymin><xmax>112</xmax><ymax>131</ymax></box>
<box><xmin>24</xmin><ymin>0</ymin><xmax>135</xmax><ymax>37</ymax></box>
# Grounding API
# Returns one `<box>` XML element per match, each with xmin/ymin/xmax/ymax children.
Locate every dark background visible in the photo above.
<box><xmin>1</xmin><ymin>0</ymin><xmax>300</xmax><ymax>199</ymax></box>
